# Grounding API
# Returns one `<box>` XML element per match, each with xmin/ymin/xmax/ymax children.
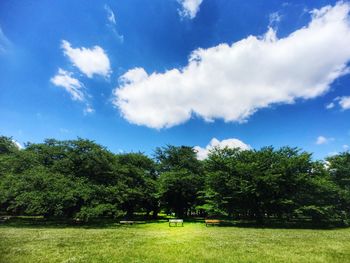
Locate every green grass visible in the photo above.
<box><xmin>1</xmin><ymin>220</ymin><xmax>350</xmax><ymax>263</ymax></box>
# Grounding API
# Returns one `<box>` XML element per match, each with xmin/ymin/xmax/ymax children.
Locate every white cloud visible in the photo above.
<box><xmin>51</xmin><ymin>68</ymin><xmax>85</xmax><ymax>101</ymax></box>
<box><xmin>316</xmin><ymin>136</ymin><xmax>328</xmax><ymax>145</ymax></box>
<box><xmin>194</xmin><ymin>138</ymin><xmax>250</xmax><ymax>160</ymax></box>
<box><xmin>84</xmin><ymin>105</ymin><xmax>95</xmax><ymax>114</ymax></box>
<box><xmin>326</xmin><ymin>102</ymin><xmax>335</xmax><ymax>109</ymax></box>
<box><xmin>343</xmin><ymin>144</ymin><xmax>349</xmax><ymax>150</ymax></box>
<box><xmin>0</xmin><ymin>26</ymin><xmax>10</xmax><ymax>53</ymax></box>
<box><xmin>269</xmin><ymin>12</ymin><xmax>282</xmax><ymax>27</ymax></box>
<box><xmin>114</xmin><ymin>2</ymin><xmax>350</xmax><ymax>129</ymax></box>
<box><xmin>178</xmin><ymin>0</ymin><xmax>203</xmax><ymax>19</ymax></box>
<box><xmin>316</xmin><ymin>135</ymin><xmax>334</xmax><ymax>145</ymax></box>
<box><xmin>326</xmin><ymin>96</ymin><xmax>350</xmax><ymax>110</ymax></box>
<box><xmin>12</xmin><ymin>139</ymin><xmax>23</xmax><ymax>149</ymax></box>
<box><xmin>104</xmin><ymin>5</ymin><xmax>116</xmax><ymax>25</ymax></box>
<box><xmin>61</xmin><ymin>40</ymin><xmax>111</xmax><ymax>78</ymax></box>
<box><xmin>339</xmin><ymin>96</ymin><xmax>350</xmax><ymax>110</ymax></box>
<box><xmin>328</xmin><ymin>151</ymin><xmax>339</xmax><ymax>156</ymax></box>
<box><xmin>104</xmin><ymin>5</ymin><xmax>124</xmax><ymax>43</ymax></box>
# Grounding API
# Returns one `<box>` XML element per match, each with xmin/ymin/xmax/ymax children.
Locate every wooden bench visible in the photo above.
<box><xmin>73</xmin><ymin>218</ymin><xmax>82</xmax><ymax>224</ymax></box>
<box><xmin>120</xmin><ymin>220</ymin><xmax>135</xmax><ymax>225</ymax></box>
<box><xmin>169</xmin><ymin>219</ymin><xmax>183</xmax><ymax>227</ymax></box>
<box><xmin>205</xmin><ymin>219</ymin><xmax>221</xmax><ymax>226</ymax></box>
<box><xmin>0</xmin><ymin>216</ymin><xmax>10</xmax><ymax>223</ymax></box>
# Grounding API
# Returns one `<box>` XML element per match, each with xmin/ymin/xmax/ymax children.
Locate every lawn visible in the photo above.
<box><xmin>1</xmin><ymin>220</ymin><xmax>350</xmax><ymax>263</ymax></box>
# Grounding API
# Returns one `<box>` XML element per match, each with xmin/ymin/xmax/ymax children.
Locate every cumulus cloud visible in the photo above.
<box><xmin>326</xmin><ymin>96</ymin><xmax>350</xmax><ymax>110</ymax></box>
<box><xmin>316</xmin><ymin>136</ymin><xmax>334</xmax><ymax>145</ymax></box>
<box><xmin>61</xmin><ymin>40</ymin><xmax>111</xmax><ymax>78</ymax></box>
<box><xmin>194</xmin><ymin>138</ymin><xmax>250</xmax><ymax>160</ymax></box>
<box><xmin>178</xmin><ymin>0</ymin><xmax>203</xmax><ymax>19</ymax></box>
<box><xmin>114</xmin><ymin>2</ymin><xmax>350</xmax><ymax>129</ymax></box>
<box><xmin>339</xmin><ymin>96</ymin><xmax>350</xmax><ymax>110</ymax></box>
<box><xmin>12</xmin><ymin>139</ymin><xmax>23</xmax><ymax>149</ymax></box>
<box><xmin>51</xmin><ymin>68</ymin><xmax>85</xmax><ymax>101</ymax></box>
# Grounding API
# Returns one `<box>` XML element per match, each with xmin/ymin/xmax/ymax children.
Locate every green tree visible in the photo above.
<box><xmin>0</xmin><ymin>166</ymin><xmax>90</xmax><ymax>217</ymax></box>
<box><xmin>115</xmin><ymin>153</ymin><xmax>158</xmax><ymax>218</ymax></box>
<box><xmin>327</xmin><ymin>152</ymin><xmax>350</xmax><ymax>190</ymax></box>
<box><xmin>155</xmin><ymin>146</ymin><xmax>204</xmax><ymax>217</ymax></box>
<box><xmin>0</xmin><ymin>136</ymin><xmax>20</xmax><ymax>155</ymax></box>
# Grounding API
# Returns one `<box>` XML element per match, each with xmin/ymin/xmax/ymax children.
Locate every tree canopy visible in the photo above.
<box><xmin>0</xmin><ymin>135</ymin><xmax>349</xmax><ymax>226</ymax></box>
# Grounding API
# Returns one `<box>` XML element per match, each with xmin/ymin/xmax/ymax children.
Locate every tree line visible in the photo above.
<box><xmin>0</xmin><ymin>136</ymin><xmax>349</xmax><ymax>225</ymax></box>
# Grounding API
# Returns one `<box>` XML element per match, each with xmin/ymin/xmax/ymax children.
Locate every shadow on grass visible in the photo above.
<box><xmin>0</xmin><ymin>216</ymin><xmax>167</xmax><ymax>229</ymax></box>
<box><xmin>219</xmin><ymin>220</ymin><xmax>348</xmax><ymax>230</ymax></box>
<box><xmin>0</xmin><ymin>216</ymin><xmax>348</xmax><ymax>230</ymax></box>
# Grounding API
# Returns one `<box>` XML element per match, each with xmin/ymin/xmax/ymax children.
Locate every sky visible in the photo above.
<box><xmin>1</xmin><ymin>0</ymin><xmax>350</xmax><ymax>160</ymax></box>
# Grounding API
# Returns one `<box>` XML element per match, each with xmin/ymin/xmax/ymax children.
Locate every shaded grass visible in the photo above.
<box><xmin>1</xmin><ymin>220</ymin><xmax>350</xmax><ymax>263</ymax></box>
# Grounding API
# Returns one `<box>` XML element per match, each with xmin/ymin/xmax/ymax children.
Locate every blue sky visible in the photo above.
<box><xmin>1</xmin><ymin>0</ymin><xmax>350</xmax><ymax>160</ymax></box>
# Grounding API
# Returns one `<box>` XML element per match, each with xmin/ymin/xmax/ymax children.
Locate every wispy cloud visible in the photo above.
<box><xmin>51</xmin><ymin>69</ymin><xmax>95</xmax><ymax>114</ymax></box>
<box><xmin>61</xmin><ymin>40</ymin><xmax>111</xmax><ymax>78</ymax></box>
<box><xmin>178</xmin><ymin>0</ymin><xmax>203</xmax><ymax>19</ymax></box>
<box><xmin>104</xmin><ymin>5</ymin><xmax>124</xmax><ymax>43</ymax></box>
<box><xmin>325</xmin><ymin>102</ymin><xmax>335</xmax><ymax>109</ymax></box>
<box><xmin>316</xmin><ymin>136</ymin><xmax>334</xmax><ymax>145</ymax></box>
<box><xmin>0</xmin><ymin>26</ymin><xmax>11</xmax><ymax>54</ymax></box>
<box><xmin>59</xmin><ymin>128</ymin><xmax>69</xmax><ymax>133</ymax></box>
<box><xmin>269</xmin><ymin>11</ymin><xmax>282</xmax><ymax>27</ymax></box>
<box><xmin>328</xmin><ymin>151</ymin><xmax>339</xmax><ymax>156</ymax></box>
<box><xmin>51</xmin><ymin>68</ymin><xmax>85</xmax><ymax>101</ymax></box>
<box><xmin>84</xmin><ymin>105</ymin><xmax>95</xmax><ymax>115</ymax></box>
<box><xmin>114</xmin><ymin>2</ymin><xmax>350</xmax><ymax>129</ymax></box>
<box><xmin>326</xmin><ymin>96</ymin><xmax>350</xmax><ymax>110</ymax></box>
<box><xmin>104</xmin><ymin>4</ymin><xmax>116</xmax><ymax>25</ymax></box>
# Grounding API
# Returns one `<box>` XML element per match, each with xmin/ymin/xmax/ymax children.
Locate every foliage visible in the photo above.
<box><xmin>0</xmin><ymin>135</ymin><xmax>349</xmax><ymax>225</ymax></box>
<box><xmin>155</xmin><ymin>146</ymin><xmax>204</xmax><ymax>217</ymax></box>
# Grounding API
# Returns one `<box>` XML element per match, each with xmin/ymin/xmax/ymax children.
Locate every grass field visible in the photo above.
<box><xmin>1</xmin><ymin>220</ymin><xmax>350</xmax><ymax>263</ymax></box>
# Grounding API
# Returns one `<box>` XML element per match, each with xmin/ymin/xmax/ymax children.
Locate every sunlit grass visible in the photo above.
<box><xmin>1</xmin><ymin>221</ymin><xmax>350</xmax><ymax>262</ymax></box>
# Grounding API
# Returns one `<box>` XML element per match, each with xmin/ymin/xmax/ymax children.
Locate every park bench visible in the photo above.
<box><xmin>120</xmin><ymin>220</ymin><xmax>135</xmax><ymax>225</ymax></box>
<box><xmin>169</xmin><ymin>219</ymin><xmax>183</xmax><ymax>227</ymax></box>
<box><xmin>205</xmin><ymin>219</ymin><xmax>221</xmax><ymax>226</ymax></box>
<box><xmin>73</xmin><ymin>218</ymin><xmax>82</xmax><ymax>224</ymax></box>
<box><xmin>0</xmin><ymin>216</ymin><xmax>10</xmax><ymax>223</ymax></box>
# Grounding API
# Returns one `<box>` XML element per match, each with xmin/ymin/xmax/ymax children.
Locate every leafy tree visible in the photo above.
<box><xmin>204</xmin><ymin>146</ymin><xmax>345</xmax><ymax>224</ymax></box>
<box><xmin>155</xmin><ymin>145</ymin><xmax>202</xmax><ymax>174</ymax></box>
<box><xmin>327</xmin><ymin>152</ymin><xmax>350</xmax><ymax>190</ymax></box>
<box><xmin>25</xmin><ymin>138</ymin><xmax>116</xmax><ymax>184</ymax></box>
<box><xmin>0</xmin><ymin>135</ymin><xmax>349</xmax><ymax>226</ymax></box>
<box><xmin>115</xmin><ymin>153</ymin><xmax>158</xmax><ymax>218</ymax></box>
<box><xmin>155</xmin><ymin>146</ymin><xmax>204</xmax><ymax>217</ymax></box>
<box><xmin>0</xmin><ymin>166</ymin><xmax>90</xmax><ymax>217</ymax></box>
<box><xmin>159</xmin><ymin>169</ymin><xmax>202</xmax><ymax>217</ymax></box>
<box><xmin>326</xmin><ymin>152</ymin><xmax>350</xmax><ymax>222</ymax></box>
<box><xmin>0</xmin><ymin>136</ymin><xmax>19</xmax><ymax>155</ymax></box>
